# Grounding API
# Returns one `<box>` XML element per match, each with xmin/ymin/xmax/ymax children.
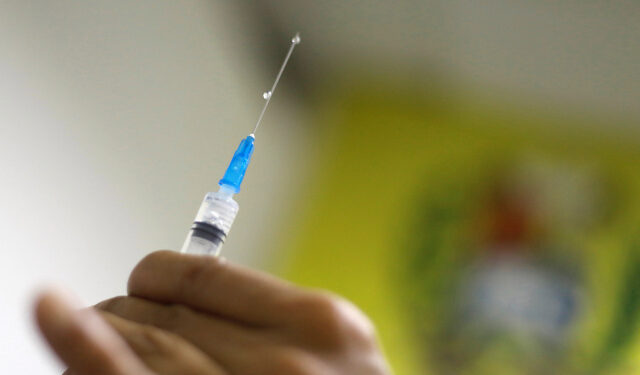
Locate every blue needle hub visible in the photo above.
<box><xmin>218</xmin><ymin>134</ymin><xmax>255</xmax><ymax>193</ymax></box>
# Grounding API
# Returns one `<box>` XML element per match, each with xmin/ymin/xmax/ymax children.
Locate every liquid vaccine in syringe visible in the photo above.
<box><xmin>181</xmin><ymin>33</ymin><xmax>300</xmax><ymax>256</ymax></box>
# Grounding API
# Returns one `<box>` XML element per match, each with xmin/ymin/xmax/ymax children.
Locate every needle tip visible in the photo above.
<box><xmin>292</xmin><ymin>32</ymin><xmax>301</xmax><ymax>45</ymax></box>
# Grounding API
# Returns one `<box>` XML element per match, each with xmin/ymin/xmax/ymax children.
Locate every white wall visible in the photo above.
<box><xmin>269</xmin><ymin>0</ymin><xmax>640</xmax><ymax>119</ymax></box>
<box><xmin>0</xmin><ymin>1</ymin><xmax>309</xmax><ymax>372</ymax></box>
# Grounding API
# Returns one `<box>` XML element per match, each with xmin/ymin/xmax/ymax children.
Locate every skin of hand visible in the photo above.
<box><xmin>34</xmin><ymin>250</ymin><xmax>392</xmax><ymax>375</ymax></box>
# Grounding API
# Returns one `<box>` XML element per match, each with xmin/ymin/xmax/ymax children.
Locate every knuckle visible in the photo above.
<box><xmin>292</xmin><ymin>292</ymin><xmax>377</xmax><ymax>349</ymax></box>
<box><xmin>136</xmin><ymin>325</ymin><xmax>176</xmax><ymax>356</ymax></box>
<box><xmin>298</xmin><ymin>292</ymin><xmax>342</xmax><ymax>321</ymax></box>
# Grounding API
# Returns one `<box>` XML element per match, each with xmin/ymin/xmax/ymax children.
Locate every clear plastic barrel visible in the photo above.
<box><xmin>180</xmin><ymin>185</ymin><xmax>239</xmax><ymax>256</ymax></box>
<box><xmin>181</xmin><ymin>232</ymin><xmax>223</xmax><ymax>256</ymax></box>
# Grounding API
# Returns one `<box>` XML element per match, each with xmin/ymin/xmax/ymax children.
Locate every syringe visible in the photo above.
<box><xmin>180</xmin><ymin>33</ymin><xmax>301</xmax><ymax>256</ymax></box>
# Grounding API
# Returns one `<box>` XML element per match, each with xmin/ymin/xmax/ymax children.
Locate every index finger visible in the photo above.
<box><xmin>34</xmin><ymin>288</ymin><xmax>155</xmax><ymax>375</ymax></box>
<box><xmin>127</xmin><ymin>251</ymin><xmax>300</xmax><ymax>326</ymax></box>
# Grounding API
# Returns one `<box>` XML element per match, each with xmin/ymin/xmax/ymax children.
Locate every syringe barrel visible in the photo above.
<box><xmin>181</xmin><ymin>230</ymin><xmax>224</xmax><ymax>256</ymax></box>
<box><xmin>180</xmin><ymin>185</ymin><xmax>239</xmax><ymax>256</ymax></box>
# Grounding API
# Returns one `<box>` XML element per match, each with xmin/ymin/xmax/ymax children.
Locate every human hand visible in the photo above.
<box><xmin>35</xmin><ymin>251</ymin><xmax>391</xmax><ymax>375</ymax></box>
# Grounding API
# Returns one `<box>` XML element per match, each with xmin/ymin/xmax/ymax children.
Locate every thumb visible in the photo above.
<box><xmin>34</xmin><ymin>287</ymin><xmax>154</xmax><ymax>375</ymax></box>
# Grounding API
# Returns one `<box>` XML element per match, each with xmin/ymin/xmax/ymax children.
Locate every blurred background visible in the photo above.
<box><xmin>1</xmin><ymin>1</ymin><xmax>639</xmax><ymax>373</ymax></box>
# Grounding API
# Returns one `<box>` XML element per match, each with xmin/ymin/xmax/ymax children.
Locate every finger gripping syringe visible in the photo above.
<box><xmin>180</xmin><ymin>33</ymin><xmax>300</xmax><ymax>256</ymax></box>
